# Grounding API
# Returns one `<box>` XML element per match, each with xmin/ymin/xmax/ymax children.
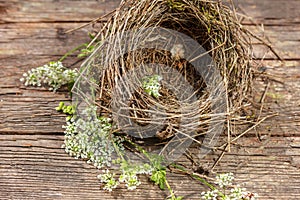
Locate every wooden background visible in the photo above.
<box><xmin>0</xmin><ymin>0</ymin><xmax>299</xmax><ymax>199</ymax></box>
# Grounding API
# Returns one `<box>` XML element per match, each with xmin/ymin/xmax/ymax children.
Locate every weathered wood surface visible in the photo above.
<box><xmin>0</xmin><ymin>0</ymin><xmax>300</xmax><ymax>199</ymax></box>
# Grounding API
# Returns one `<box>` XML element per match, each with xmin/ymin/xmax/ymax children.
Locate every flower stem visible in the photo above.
<box><xmin>165</xmin><ymin>178</ymin><xmax>176</xmax><ymax>199</ymax></box>
<box><xmin>59</xmin><ymin>43</ymin><xmax>87</xmax><ymax>62</ymax></box>
<box><xmin>171</xmin><ymin>164</ymin><xmax>226</xmax><ymax>198</ymax></box>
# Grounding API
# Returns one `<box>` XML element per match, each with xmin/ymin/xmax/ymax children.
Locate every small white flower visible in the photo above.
<box><xmin>215</xmin><ymin>172</ymin><xmax>234</xmax><ymax>188</ymax></box>
<box><xmin>142</xmin><ymin>75</ymin><xmax>162</xmax><ymax>98</ymax></box>
<box><xmin>229</xmin><ymin>187</ymin><xmax>245</xmax><ymax>199</ymax></box>
<box><xmin>201</xmin><ymin>190</ymin><xmax>219</xmax><ymax>200</ymax></box>
<box><xmin>21</xmin><ymin>61</ymin><xmax>78</xmax><ymax>91</ymax></box>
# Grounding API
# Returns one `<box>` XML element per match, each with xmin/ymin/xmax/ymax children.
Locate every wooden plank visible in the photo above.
<box><xmin>0</xmin><ymin>0</ymin><xmax>120</xmax><ymax>23</ymax></box>
<box><xmin>0</xmin><ymin>23</ymin><xmax>91</xmax><ymax>59</ymax></box>
<box><xmin>1</xmin><ymin>134</ymin><xmax>300</xmax><ymax>199</ymax></box>
<box><xmin>0</xmin><ymin>0</ymin><xmax>300</xmax><ymax>199</ymax></box>
<box><xmin>232</xmin><ymin>0</ymin><xmax>300</xmax><ymax>59</ymax></box>
<box><xmin>232</xmin><ymin>0</ymin><xmax>300</xmax><ymax>25</ymax></box>
<box><xmin>245</xmin><ymin>25</ymin><xmax>300</xmax><ymax>59</ymax></box>
<box><xmin>0</xmin><ymin>93</ymin><xmax>68</xmax><ymax>134</ymax></box>
<box><xmin>0</xmin><ymin>136</ymin><xmax>194</xmax><ymax>200</ymax></box>
<box><xmin>250</xmin><ymin>60</ymin><xmax>300</xmax><ymax>138</ymax></box>
<box><xmin>1</xmin><ymin>0</ymin><xmax>299</xmax><ymax>25</ymax></box>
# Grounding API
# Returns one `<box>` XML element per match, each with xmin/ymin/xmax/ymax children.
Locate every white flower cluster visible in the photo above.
<box><xmin>119</xmin><ymin>172</ymin><xmax>141</xmax><ymax>190</ymax></box>
<box><xmin>228</xmin><ymin>186</ymin><xmax>258</xmax><ymax>200</ymax></box>
<box><xmin>142</xmin><ymin>75</ymin><xmax>162</xmax><ymax>98</ymax></box>
<box><xmin>201</xmin><ymin>190</ymin><xmax>219</xmax><ymax>200</ymax></box>
<box><xmin>98</xmin><ymin>170</ymin><xmax>119</xmax><ymax>192</ymax></box>
<box><xmin>20</xmin><ymin>61</ymin><xmax>78</xmax><ymax>91</ymax></box>
<box><xmin>63</xmin><ymin>106</ymin><xmax>123</xmax><ymax>169</ymax></box>
<box><xmin>201</xmin><ymin>173</ymin><xmax>258</xmax><ymax>200</ymax></box>
<box><xmin>119</xmin><ymin>162</ymin><xmax>153</xmax><ymax>190</ymax></box>
<box><xmin>61</xmin><ymin>104</ymin><xmax>155</xmax><ymax>191</ymax></box>
<box><xmin>215</xmin><ymin>172</ymin><xmax>234</xmax><ymax>188</ymax></box>
<box><xmin>97</xmin><ymin>162</ymin><xmax>154</xmax><ymax>191</ymax></box>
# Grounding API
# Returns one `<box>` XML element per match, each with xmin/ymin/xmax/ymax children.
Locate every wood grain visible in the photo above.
<box><xmin>0</xmin><ymin>0</ymin><xmax>299</xmax><ymax>199</ymax></box>
<box><xmin>0</xmin><ymin>0</ymin><xmax>119</xmax><ymax>23</ymax></box>
<box><xmin>1</xmin><ymin>134</ymin><xmax>300</xmax><ymax>199</ymax></box>
<box><xmin>233</xmin><ymin>0</ymin><xmax>300</xmax><ymax>25</ymax></box>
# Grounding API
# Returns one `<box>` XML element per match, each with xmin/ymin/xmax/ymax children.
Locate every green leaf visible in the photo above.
<box><xmin>56</xmin><ymin>102</ymin><xmax>65</xmax><ymax>111</ymax></box>
<box><xmin>88</xmin><ymin>32</ymin><xmax>96</xmax><ymax>40</ymax></box>
<box><xmin>77</xmin><ymin>45</ymin><xmax>95</xmax><ymax>58</ymax></box>
<box><xmin>66</xmin><ymin>115</ymin><xmax>72</xmax><ymax>121</ymax></box>
<box><xmin>150</xmin><ymin>169</ymin><xmax>166</xmax><ymax>190</ymax></box>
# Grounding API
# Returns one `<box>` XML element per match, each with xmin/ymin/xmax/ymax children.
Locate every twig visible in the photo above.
<box><xmin>211</xmin><ymin>143</ymin><xmax>228</xmax><ymax>172</ymax></box>
<box><xmin>237</xmin><ymin>6</ymin><xmax>283</xmax><ymax>61</ymax></box>
<box><xmin>64</xmin><ymin>9</ymin><xmax>116</xmax><ymax>34</ymax></box>
<box><xmin>258</xmin><ymin>81</ymin><xmax>270</xmax><ymax>116</ymax></box>
<box><xmin>220</xmin><ymin>113</ymin><xmax>278</xmax><ymax>149</ymax></box>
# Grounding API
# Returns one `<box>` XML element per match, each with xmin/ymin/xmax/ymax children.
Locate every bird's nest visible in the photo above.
<box><xmin>73</xmin><ymin>0</ymin><xmax>257</xmax><ymax>161</ymax></box>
